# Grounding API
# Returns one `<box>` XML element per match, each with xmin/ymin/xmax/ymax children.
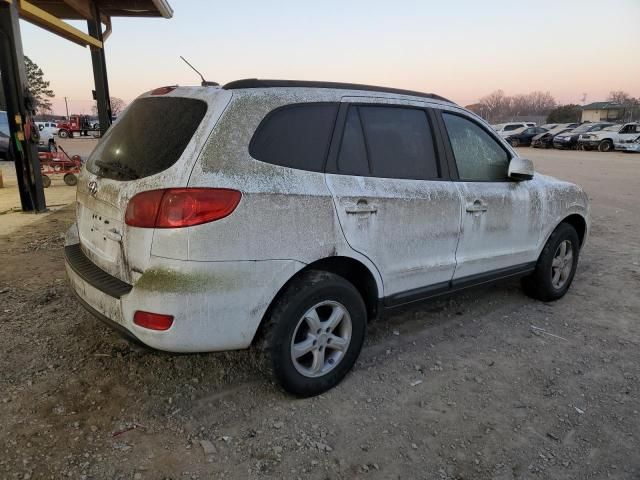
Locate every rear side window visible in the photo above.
<box><xmin>504</xmin><ymin>124</ymin><xmax>521</xmax><ymax>131</ymax></box>
<box><xmin>337</xmin><ymin>105</ymin><xmax>439</xmax><ymax>180</ymax></box>
<box><xmin>250</xmin><ymin>103</ymin><xmax>339</xmax><ymax>172</ymax></box>
<box><xmin>86</xmin><ymin>97</ymin><xmax>207</xmax><ymax>181</ymax></box>
<box><xmin>442</xmin><ymin>112</ymin><xmax>510</xmax><ymax>181</ymax></box>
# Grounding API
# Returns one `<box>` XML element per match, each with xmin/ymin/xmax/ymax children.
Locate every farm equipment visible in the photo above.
<box><xmin>39</xmin><ymin>146</ymin><xmax>82</xmax><ymax>187</ymax></box>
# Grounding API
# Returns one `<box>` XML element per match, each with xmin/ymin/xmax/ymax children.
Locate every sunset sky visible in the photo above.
<box><xmin>17</xmin><ymin>0</ymin><xmax>640</xmax><ymax>115</ymax></box>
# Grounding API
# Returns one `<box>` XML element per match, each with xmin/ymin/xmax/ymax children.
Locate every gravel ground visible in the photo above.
<box><xmin>0</xmin><ymin>148</ymin><xmax>638</xmax><ymax>479</ymax></box>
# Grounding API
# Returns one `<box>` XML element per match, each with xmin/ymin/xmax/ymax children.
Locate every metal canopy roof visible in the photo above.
<box><xmin>27</xmin><ymin>0</ymin><xmax>172</xmax><ymax>19</ymax></box>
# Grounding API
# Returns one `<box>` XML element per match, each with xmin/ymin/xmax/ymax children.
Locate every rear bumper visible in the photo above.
<box><xmin>64</xmin><ymin>224</ymin><xmax>305</xmax><ymax>352</ymax></box>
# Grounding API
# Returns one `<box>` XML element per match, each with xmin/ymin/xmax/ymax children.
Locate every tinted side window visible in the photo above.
<box><xmin>442</xmin><ymin>112</ymin><xmax>510</xmax><ymax>181</ymax></box>
<box><xmin>337</xmin><ymin>107</ymin><xmax>368</xmax><ymax>176</ymax></box>
<box><xmin>250</xmin><ymin>103</ymin><xmax>339</xmax><ymax>172</ymax></box>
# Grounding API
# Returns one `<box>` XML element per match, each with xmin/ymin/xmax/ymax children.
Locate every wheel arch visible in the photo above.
<box><xmin>539</xmin><ymin>213</ymin><xmax>587</xmax><ymax>257</ymax></box>
<box><xmin>251</xmin><ymin>255</ymin><xmax>381</xmax><ymax>347</ymax></box>
<box><xmin>562</xmin><ymin>213</ymin><xmax>587</xmax><ymax>247</ymax></box>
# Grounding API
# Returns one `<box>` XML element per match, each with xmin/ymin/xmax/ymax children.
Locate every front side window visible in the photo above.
<box><xmin>337</xmin><ymin>105</ymin><xmax>439</xmax><ymax>180</ymax></box>
<box><xmin>250</xmin><ymin>103</ymin><xmax>339</xmax><ymax>172</ymax></box>
<box><xmin>442</xmin><ymin>112</ymin><xmax>510</xmax><ymax>181</ymax></box>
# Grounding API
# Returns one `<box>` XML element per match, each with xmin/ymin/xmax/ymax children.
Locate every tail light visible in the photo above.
<box><xmin>134</xmin><ymin>311</ymin><xmax>174</xmax><ymax>331</ymax></box>
<box><xmin>125</xmin><ymin>188</ymin><xmax>241</xmax><ymax>228</ymax></box>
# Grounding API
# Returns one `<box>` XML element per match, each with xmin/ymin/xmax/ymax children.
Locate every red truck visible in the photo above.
<box><xmin>56</xmin><ymin>115</ymin><xmax>99</xmax><ymax>138</ymax></box>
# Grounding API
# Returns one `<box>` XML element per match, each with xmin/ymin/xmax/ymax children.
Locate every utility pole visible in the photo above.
<box><xmin>64</xmin><ymin>96</ymin><xmax>69</xmax><ymax>119</ymax></box>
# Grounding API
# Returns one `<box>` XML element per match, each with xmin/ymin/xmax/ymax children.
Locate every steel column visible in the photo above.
<box><xmin>87</xmin><ymin>2</ymin><xmax>111</xmax><ymax>136</ymax></box>
<box><xmin>0</xmin><ymin>0</ymin><xmax>46</xmax><ymax>212</ymax></box>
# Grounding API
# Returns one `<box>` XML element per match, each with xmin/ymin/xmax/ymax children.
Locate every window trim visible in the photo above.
<box><xmin>435</xmin><ymin>108</ymin><xmax>514</xmax><ymax>183</ymax></box>
<box><xmin>325</xmin><ymin>102</ymin><xmax>450</xmax><ymax>181</ymax></box>
<box><xmin>248</xmin><ymin>101</ymin><xmax>340</xmax><ymax>173</ymax></box>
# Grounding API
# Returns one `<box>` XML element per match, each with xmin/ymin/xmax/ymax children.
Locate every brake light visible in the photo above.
<box><xmin>125</xmin><ymin>188</ymin><xmax>241</xmax><ymax>228</ymax></box>
<box><xmin>150</xmin><ymin>85</ymin><xmax>177</xmax><ymax>95</ymax></box>
<box><xmin>133</xmin><ymin>311</ymin><xmax>174</xmax><ymax>331</ymax></box>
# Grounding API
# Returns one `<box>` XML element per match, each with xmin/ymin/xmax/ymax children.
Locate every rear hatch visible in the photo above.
<box><xmin>76</xmin><ymin>87</ymin><xmax>231</xmax><ymax>283</ymax></box>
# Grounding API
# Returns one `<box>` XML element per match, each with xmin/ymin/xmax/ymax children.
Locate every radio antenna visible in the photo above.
<box><xmin>179</xmin><ymin>56</ymin><xmax>218</xmax><ymax>87</ymax></box>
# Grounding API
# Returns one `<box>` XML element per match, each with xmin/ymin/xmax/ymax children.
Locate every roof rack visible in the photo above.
<box><xmin>222</xmin><ymin>79</ymin><xmax>454</xmax><ymax>104</ymax></box>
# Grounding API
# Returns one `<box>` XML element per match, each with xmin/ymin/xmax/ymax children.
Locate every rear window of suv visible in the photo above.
<box><xmin>86</xmin><ymin>97</ymin><xmax>207</xmax><ymax>181</ymax></box>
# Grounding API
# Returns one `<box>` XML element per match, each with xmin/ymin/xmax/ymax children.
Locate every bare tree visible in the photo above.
<box><xmin>479</xmin><ymin>90</ymin><xmax>510</xmax><ymax>122</ymax></box>
<box><xmin>477</xmin><ymin>89</ymin><xmax>556</xmax><ymax>122</ymax></box>
<box><xmin>608</xmin><ymin>90</ymin><xmax>632</xmax><ymax>105</ymax></box>
<box><xmin>91</xmin><ymin>96</ymin><xmax>127</xmax><ymax>117</ymax></box>
<box><xmin>110</xmin><ymin>97</ymin><xmax>126</xmax><ymax>116</ymax></box>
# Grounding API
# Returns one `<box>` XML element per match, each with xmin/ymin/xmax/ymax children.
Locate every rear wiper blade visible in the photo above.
<box><xmin>95</xmin><ymin>160</ymin><xmax>139</xmax><ymax>180</ymax></box>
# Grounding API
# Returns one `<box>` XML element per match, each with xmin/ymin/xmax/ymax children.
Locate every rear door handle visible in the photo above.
<box><xmin>466</xmin><ymin>200</ymin><xmax>488</xmax><ymax>213</ymax></box>
<box><xmin>345</xmin><ymin>200</ymin><xmax>378</xmax><ymax>214</ymax></box>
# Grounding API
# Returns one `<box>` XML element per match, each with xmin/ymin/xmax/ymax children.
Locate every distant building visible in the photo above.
<box><xmin>581</xmin><ymin>102</ymin><xmax>624</xmax><ymax>122</ymax></box>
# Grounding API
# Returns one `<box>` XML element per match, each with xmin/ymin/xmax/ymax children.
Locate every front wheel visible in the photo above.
<box><xmin>598</xmin><ymin>140</ymin><xmax>613</xmax><ymax>152</ymax></box>
<box><xmin>265</xmin><ymin>270</ymin><xmax>367</xmax><ymax>397</ymax></box>
<box><xmin>522</xmin><ymin>223</ymin><xmax>580</xmax><ymax>301</ymax></box>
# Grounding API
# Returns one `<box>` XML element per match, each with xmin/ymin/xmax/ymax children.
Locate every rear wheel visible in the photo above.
<box><xmin>510</xmin><ymin>138</ymin><xmax>519</xmax><ymax>147</ymax></box>
<box><xmin>264</xmin><ymin>270</ymin><xmax>367</xmax><ymax>397</ymax></box>
<box><xmin>522</xmin><ymin>223</ymin><xmax>580</xmax><ymax>302</ymax></box>
<box><xmin>598</xmin><ymin>139</ymin><xmax>613</xmax><ymax>152</ymax></box>
<box><xmin>63</xmin><ymin>173</ymin><xmax>77</xmax><ymax>186</ymax></box>
<box><xmin>41</xmin><ymin>174</ymin><xmax>51</xmax><ymax>188</ymax></box>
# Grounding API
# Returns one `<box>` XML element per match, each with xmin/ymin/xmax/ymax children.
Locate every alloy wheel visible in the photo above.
<box><xmin>290</xmin><ymin>301</ymin><xmax>352</xmax><ymax>378</ymax></box>
<box><xmin>551</xmin><ymin>240</ymin><xmax>573</xmax><ymax>289</ymax></box>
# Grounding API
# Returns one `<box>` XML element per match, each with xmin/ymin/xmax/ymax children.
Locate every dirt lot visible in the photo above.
<box><xmin>0</xmin><ymin>148</ymin><xmax>638</xmax><ymax>479</ymax></box>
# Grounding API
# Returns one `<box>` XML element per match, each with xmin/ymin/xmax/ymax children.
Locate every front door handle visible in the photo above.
<box><xmin>466</xmin><ymin>200</ymin><xmax>488</xmax><ymax>213</ymax></box>
<box><xmin>345</xmin><ymin>200</ymin><xmax>378</xmax><ymax>214</ymax></box>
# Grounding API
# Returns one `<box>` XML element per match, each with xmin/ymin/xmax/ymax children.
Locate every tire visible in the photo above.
<box><xmin>264</xmin><ymin>270</ymin><xmax>367</xmax><ymax>397</ymax></box>
<box><xmin>510</xmin><ymin>138</ymin><xmax>519</xmax><ymax>147</ymax></box>
<box><xmin>58</xmin><ymin>129</ymin><xmax>69</xmax><ymax>138</ymax></box>
<box><xmin>63</xmin><ymin>173</ymin><xmax>78</xmax><ymax>186</ymax></box>
<box><xmin>521</xmin><ymin>223</ymin><xmax>580</xmax><ymax>302</ymax></box>
<box><xmin>41</xmin><ymin>175</ymin><xmax>51</xmax><ymax>188</ymax></box>
<box><xmin>598</xmin><ymin>140</ymin><xmax>613</xmax><ymax>152</ymax></box>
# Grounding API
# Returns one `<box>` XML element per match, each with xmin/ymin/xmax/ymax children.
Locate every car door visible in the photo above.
<box><xmin>618</xmin><ymin>123</ymin><xmax>640</xmax><ymax>141</ymax></box>
<box><xmin>325</xmin><ymin>99</ymin><xmax>462</xmax><ymax>305</ymax></box>
<box><xmin>437</xmin><ymin>109</ymin><xmax>543</xmax><ymax>283</ymax></box>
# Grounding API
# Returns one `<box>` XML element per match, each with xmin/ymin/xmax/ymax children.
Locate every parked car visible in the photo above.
<box><xmin>553</xmin><ymin>122</ymin><xmax>614</xmax><ymax>149</ymax></box>
<box><xmin>505</xmin><ymin>126</ymin><xmax>548</xmax><ymax>147</ymax></box>
<box><xmin>64</xmin><ymin>79</ymin><xmax>589</xmax><ymax>397</ymax></box>
<box><xmin>614</xmin><ymin>135</ymin><xmax>640</xmax><ymax>153</ymax></box>
<box><xmin>531</xmin><ymin>124</ymin><xmax>580</xmax><ymax>149</ymax></box>
<box><xmin>0</xmin><ymin>111</ymin><xmax>10</xmax><ymax>160</ymax></box>
<box><xmin>577</xmin><ymin>122</ymin><xmax>640</xmax><ymax>152</ymax></box>
<box><xmin>493</xmin><ymin>122</ymin><xmax>534</xmax><ymax>137</ymax></box>
<box><xmin>35</xmin><ymin>121</ymin><xmax>58</xmax><ymax>151</ymax></box>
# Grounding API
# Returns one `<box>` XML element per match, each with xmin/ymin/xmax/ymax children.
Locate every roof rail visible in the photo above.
<box><xmin>222</xmin><ymin>79</ymin><xmax>454</xmax><ymax>104</ymax></box>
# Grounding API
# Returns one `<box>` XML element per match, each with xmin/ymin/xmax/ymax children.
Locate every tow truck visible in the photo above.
<box><xmin>56</xmin><ymin>115</ymin><xmax>100</xmax><ymax>138</ymax></box>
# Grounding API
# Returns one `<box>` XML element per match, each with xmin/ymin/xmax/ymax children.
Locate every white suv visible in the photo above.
<box><xmin>65</xmin><ymin>80</ymin><xmax>589</xmax><ymax>396</ymax></box>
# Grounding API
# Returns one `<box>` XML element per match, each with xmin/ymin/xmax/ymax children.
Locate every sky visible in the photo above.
<box><xmin>17</xmin><ymin>0</ymin><xmax>640</xmax><ymax>115</ymax></box>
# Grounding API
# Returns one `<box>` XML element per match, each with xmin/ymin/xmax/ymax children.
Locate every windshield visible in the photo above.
<box><xmin>86</xmin><ymin>97</ymin><xmax>207</xmax><ymax>181</ymax></box>
<box><xmin>571</xmin><ymin>124</ymin><xmax>599</xmax><ymax>133</ymax></box>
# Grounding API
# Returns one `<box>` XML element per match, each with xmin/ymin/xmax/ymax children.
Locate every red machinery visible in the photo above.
<box><xmin>39</xmin><ymin>146</ymin><xmax>82</xmax><ymax>187</ymax></box>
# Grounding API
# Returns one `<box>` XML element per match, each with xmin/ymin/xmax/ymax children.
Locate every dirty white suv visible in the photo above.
<box><xmin>65</xmin><ymin>80</ymin><xmax>589</xmax><ymax>397</ymax></box>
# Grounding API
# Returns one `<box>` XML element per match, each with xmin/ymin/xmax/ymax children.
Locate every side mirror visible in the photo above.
<box><xmin>508</xmin><ymin>157</ymin><xmax>534</xmax><ymax>181</ymax></box>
